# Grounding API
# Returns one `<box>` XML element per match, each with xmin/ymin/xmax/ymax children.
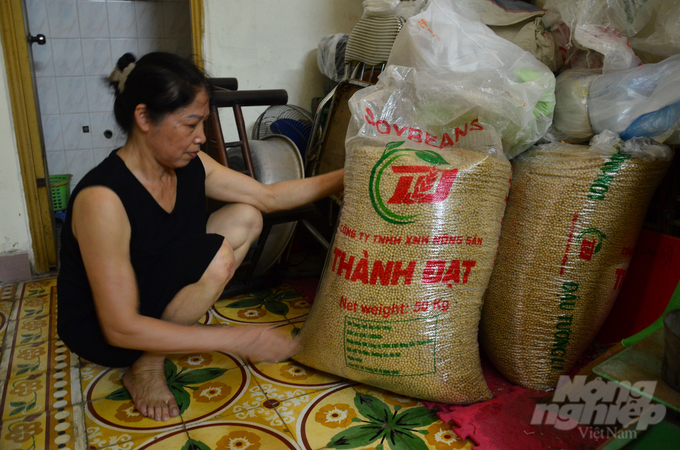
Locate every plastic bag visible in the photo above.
<box><xmin>629</xmin><ymin>1</ymin><xmax>680</xmax><ymax>63</ymax></box>
<box><xmin>317</xmin><ymin>33</ymin><xmax>349</xmax><ymax>82</ymax></box>
<box><xmin>447</xmin><ymin>0</ymin><xmax>559</xmax><ymax>71</ymax></box>
<box><xmin>542</xmin><ymin>0</ymin><xmax>673</xmax><ymax>73</ymax></box>
<box><xmin>363</xmin><ymin>0</ymin><xmax>427</xmax><ymax>18</ymax></box>
<box><xmin>480</xmin><ymin>132</ymin><xmax>672</xmax><ymax>391</ymax></box>
<box><xmin>549</xmin><ymin>68</ymin><xmax>600</xmax><ymax>142</ymax></box>
<box><xmin>386</xmin><ymin>0</ymin><xmax>555</xmax><ymax>159</ymax></box>
<box><xmin>588</xmin><ymin>54</ymin><xmax>680</xmax><ymax>143</ymax></box>
<box><xmin>294</xmin><ymin>65</ymin><xmax>512</xmax><ymax>404</ymax></box>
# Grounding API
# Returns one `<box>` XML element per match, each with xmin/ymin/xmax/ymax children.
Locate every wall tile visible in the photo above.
<box><xmin>92</xmin><ymin>147</ymin><xmax>115</xmax><ymax>166</ymax></box>
<box><xmin>107</xmin><ymin>1</ymin><xmax>137</xmax><ymax>38</ymax></box>
<box><xmin>56</xmin><ymin>77</ymin><xmax>89</xmax><ymax>114</ymax></box>
<box><xmin>85</xmin><ymin>77</ymin><xmax>114</xmax><ymax>113</ymax></box>
<box><xmin>81</xmin><ymin>39</ymin><xmax>113</xmax><ymax>76</ymax></box>
<box><xmin>46</xmin><ymin>0</ymin><xmax>80</xmax><ymax>39</ymax></box>
<box><xmin>35</xmin><ymin>77</ymin><xmax>60</xmax><ymax>116</ymax></box>
<box><xmin>162</xmin><ymin>1</ymin><xmax>191</xmax><ymax>39</ymax></box>
<box><xmin>51</xmin><ymin>39</ymin><xmax>84</xmax><ymax>77</ymax></box>
<box><xmin>65</xmin><ymin>149</ymin><xmax>95</xmax><ymax>187</ymax></box>
<box><xmin>61</xmin><ymin>114</ymin><xmax>93</xmax><ymax>150</ymax></box>
<box><xmin>110</xmin><ymin>39</ymin><xmax>139</xmax><ymax>62</ymax></box>
<box><xmin>88</xmin><ymin>112</ymin><xmax>118</xmax><ymax>148</ymax></box>
<box><xmin>138</xmin><ymin>39</ymin><xmax>164</xmax><ymax>57</ymax></box>
<box><xmin>46</xmin><ymin>151</ymin><xmax>67</xmax><ymax>177</ymax></box>
<box><xmin>135</xmin><ymin>1</ymin><xmax>163</xmax><ymax>39</ymax></box>
<box><xmin>25</xmin><ymin>0</ymin><xmax>48</xmax><ymax>37</ymax></box>
<box><xmin>41</xmin><ymin>115</ymin><xmax>64</xmax><ymax>152</ymax></box>
<box><xmin>78</xmin><ymin>1</ymin><xmax>109</xmax><ymax>39</ymax></box>
<box><xmin>31</xmin><ymin>39</ymin><xmax>54</xmax><ymax>77</ymax></box>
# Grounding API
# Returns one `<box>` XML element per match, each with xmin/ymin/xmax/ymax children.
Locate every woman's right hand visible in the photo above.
<box><xmin>227</xmin><ymin>325</ymin><xmax>302</xmax><ymax>363</ymax></box>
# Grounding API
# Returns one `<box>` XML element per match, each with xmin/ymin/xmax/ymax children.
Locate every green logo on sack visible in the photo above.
<box><xmin>369</xmin><ymin>141</ymin><xmax>454</xmax><ymax>225</ymax></box>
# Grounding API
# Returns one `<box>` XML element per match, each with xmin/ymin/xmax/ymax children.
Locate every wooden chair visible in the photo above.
<box><xmin>203</xmin><ymin>79</ymin><xmax>319</xmax><ymax>286</ymax></box>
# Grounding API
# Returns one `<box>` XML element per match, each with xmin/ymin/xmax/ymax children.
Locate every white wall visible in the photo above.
<box><xmin>202</xmin><ymin>0</ymin><xmax>364</xmax><ymax>138</ymax></box>
<box><xmin>0</xmin><ymin>38</ymin><xmax>32</xmax><ymax>258</ymax></box>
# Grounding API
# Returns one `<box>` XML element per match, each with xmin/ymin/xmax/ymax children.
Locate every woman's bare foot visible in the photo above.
<box><xmin>122</xmin><ymin>354</ymin><xmax>179</xmax><ymax>422</ymax></box>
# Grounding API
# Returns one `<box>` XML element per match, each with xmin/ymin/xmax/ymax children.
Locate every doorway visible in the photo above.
<box><xmin>26</xmin><ymin>0</ymin><xmax>194</xmax><ymax>190</ymax></box>
<box><xmin>2</xmin><ymin>0</ymin><xmax>200</xmax><ymax>274</ymax></box>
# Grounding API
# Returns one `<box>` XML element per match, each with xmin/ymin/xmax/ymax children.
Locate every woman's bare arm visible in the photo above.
<box><xmin>71</xmin><ymin>186</ymin><xmax>298</xmax><ymax>361</ymax></box>
<box><xmin>199</xmin><ymin>151</ymin><xmax>344</xmax><ymax>213</ymax></box>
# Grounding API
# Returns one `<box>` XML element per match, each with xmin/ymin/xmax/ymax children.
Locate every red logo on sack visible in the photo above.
<box><xmin>387</xmin><ymin>166</ymin><xmax>459</xmax><ymax>204</ymax></box>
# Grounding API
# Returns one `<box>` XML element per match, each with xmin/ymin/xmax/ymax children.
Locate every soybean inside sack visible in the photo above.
<box><xmin>295</xmin><ymin>67</ymin><xmax>512</xmax><ymax>404</ymax></box>
<box><xmin>480</xmin><ymin>133</ymin><xmax>672</xmax><ymax>392</ymax></box>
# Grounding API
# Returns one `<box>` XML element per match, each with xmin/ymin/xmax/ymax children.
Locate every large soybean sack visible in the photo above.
<box><xmin>294</xmin><ymin>141</ymin><xmax>511</xmax><ymax>404</ymax></box>
<box><xmin>480</xmin><ymin>136</ymin><xmax>672</xmax><ymax>392</ymax></box>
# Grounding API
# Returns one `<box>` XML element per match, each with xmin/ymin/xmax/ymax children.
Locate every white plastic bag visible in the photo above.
<box><xmin>550</xmin><ymin>68</ymin><xmax>600</xmax><ymax>142</ymax></box>
<box><xmin>386</xmin><ymin>0</ymin><xmax>555</xmax><ymax>159</ymax></box>
<box><xmin>588</xmin><ymin>54</ymin><xmax>680</xmax><ymax>143</ymax></box>
<box><xmin>317</xmin><ymin>33</ymin><xmax>349</xmax><ymax>82</ymax></box>
<box><xmin>542</xmin><ymin>0</ymin><xmax>672</xmax><ymax>73</ymax></box>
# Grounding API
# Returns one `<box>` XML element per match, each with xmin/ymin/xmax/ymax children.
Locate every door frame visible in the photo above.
<box><xmin>0</xmin><ymin>0</ymin><xmax>204</xmax><ymax>275</ymax></box>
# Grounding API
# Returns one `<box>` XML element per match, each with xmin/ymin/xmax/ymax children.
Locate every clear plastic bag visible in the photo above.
<box><xmin>481</xmin><ymin>132</ymin><xmax>672</xmax><ymax>391</ymax></box>
<box><xmin>317</xmin><ymin>33</ymin><xmax>349</xmax><ymax>82</ymax></box>
<box><xmin>542</xmin><ymin>0</ymin><xmax>655</xmax><ymax>72</ymax></box>
<box><xmin>588</xmin><ymin>54</ymin><xmax>680</xmax><ymax>143</ymax></box>
<box><xmin>549</xmin><ymin>68</ymin><xmax>600</xmax><ymax>142</ymax></box>
<box><xmin>294</xmin><ymin>56</ymin><xmax>515</xmax><ymax>405</ymax></box>
<box><xmin>386</xmin><ymin>0</ymin><xmax>555</xmax><ymax>159</ymax></box>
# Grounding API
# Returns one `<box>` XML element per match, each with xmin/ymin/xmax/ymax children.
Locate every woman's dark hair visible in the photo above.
<box><xmin>108</xmin><ymin>52</ymin><xmax>212</xmax><ymax>134</ymax></box>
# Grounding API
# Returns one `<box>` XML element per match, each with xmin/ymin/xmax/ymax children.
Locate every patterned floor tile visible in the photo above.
<box><xmin>0</xmin><ymin>403</ymin><xmax>86</xmax><ymax>450</ymax></box>
<box><xmin>184</xmin><ymin>392</ymin><xmax>301</xmax><ymax>450</ymax></box>
<box><xmin>0</xmin><ymin>338</ymin><xmax>78</xmax><ymax>381</ymax></box>
<box><xmin>87</xmin><ymin>427</ymin><xmax>191</xmax><ymax>450</ymax></box>
<box><xmin>0</xmin><ymin>283</ymin><xmax>18</xmax><ymax>302</ymax></box>
<box><xmin>280</xmin><ymin>383</ymin><xmax>475</xmax><ymax>450</ymax></box>
<box><xmin>0</xmin><ymin>366</ymin><xmax>81</xmax><ymax>423</ymax></box>
<box><xmin>0</xmin><ymin>301</ymin><xmax>13</xmax><ymax>351</ymax></box>
<box><xmin>15</xmin><ymin>287</ymin><xmax>56</xmax><ymax>321</ymax></box>
<box><xmin>211</xmin><ymin>283</ymin><xmax>312</xmax><ymax>325</ymax></box>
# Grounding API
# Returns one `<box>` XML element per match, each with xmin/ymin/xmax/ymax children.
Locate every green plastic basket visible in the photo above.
<box><xmin>49</xmin><ymin>174</ymin><xmax>72</xmax><ymax>211</ymax></box>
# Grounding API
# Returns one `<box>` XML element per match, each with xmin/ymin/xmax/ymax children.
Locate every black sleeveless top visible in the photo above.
<box><xmin>56</xmin><ymin>150</ymin><xmax>214</xmax><ymax>364</ymax></box>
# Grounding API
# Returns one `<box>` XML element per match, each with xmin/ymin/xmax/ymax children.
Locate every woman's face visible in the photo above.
<box><xmin>145</xmin><ymin>88</ymin><xmax>210</xmax><ymax>169</ymax></box>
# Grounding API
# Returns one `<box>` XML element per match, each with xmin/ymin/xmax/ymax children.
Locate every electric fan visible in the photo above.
<box><xmin>251</xmin><ymin>105</ymin><xmax>313</xmax><ymax>159</ymax></box>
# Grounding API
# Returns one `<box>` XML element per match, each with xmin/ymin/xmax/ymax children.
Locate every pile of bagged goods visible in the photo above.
<box><xmin>299</xmin><ymin>0</ymin><xmax>677</xmax><ymax>402</ymax></box>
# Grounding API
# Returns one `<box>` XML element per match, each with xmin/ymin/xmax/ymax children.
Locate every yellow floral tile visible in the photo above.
<box><xmin>277</xmin><ymin>383</ymin><xmax>475</xmax><ymax>450</ymax></box>
<box><xmin>184</xmin><ymin>419</ymin><xmax>299</xmax><ymax>450</ymax></box>
<box><xmin>0</xmin><ymin>366</ymin><xmax>81</xmax><ymax>423</ymax></box>
<box><xmin>0</xmin><ymin>302</ymin><xmax>12</xmax><ymax>348</ymax></box>
<box><xmin>0</xmin><ymin>283</ymin><xmax>17</xmax><ymax>301</ymax></box>
<box><xmin>21</xmin><ymin>280</ymin><xmax>56</xmax><ymax>298</ymax></box>
<box><xmin>212</xmin><ymin>283</ymin><xmax>311</xmax><ymax>325</ymax></box>
<box><xmin>13</xmin><ymin>316</ymin><xmax>51</xmax><ymax>347</ymax></box>
<box><xmin>0</xmin><ymin>403</ymin><xmax>86</xmax><ymax>450</ymax></box>
<box><xmin>16</xmin><ymin>290</ymin><xmax>55</xmax><ymax>321</ymax></box>
<box><xmin>82</xmin><ymin>351</ymin><xmax>248</xmax><ymax>445</ymax></box>
<box><xmin>87</xmin><ymin>427</ymin><xmax>191</xmax><ymax>450</ymax></box>
<box><xmin>3</xmin><ymin>339</ymin><xmax>78</xmax><ymax>380</ymax></box>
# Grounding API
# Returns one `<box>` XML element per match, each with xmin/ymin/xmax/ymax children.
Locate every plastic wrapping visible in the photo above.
<box><xmin>480</xmin><ymin>133</ymin><xmax>672</xmax><ymax>391</ymax></box>
<box><xmin>542</xmin><ymin>0</ymin><xmax>655</xmax><ymax>72</ymax></box>
<box><xmin>386</xmin><ymin>0</ymin><xmax>555</xmax><ymax>159</ymax></box>
<box><xmin>294</xmin><ymin>66</ymin><xmax>513</xmax><ymax>404</ymax></box>
<box><xmin>317</xmin><ymin>33</ymin><xmax>349</xmax><ymax>82</ymax></box>
<box><xmin>588</xmin><ymin>54</ymin><xmax>680</xmax><ymax>143</ymax></box>
<box><xmin>549</xmin><ymin>68</ymin><xmax>600</xmax><ymax>142</ymax></box>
